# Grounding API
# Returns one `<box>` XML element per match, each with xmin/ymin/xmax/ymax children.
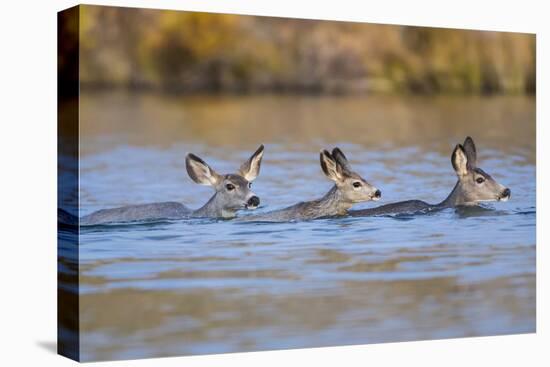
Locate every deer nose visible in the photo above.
<box><xmin>502</xmin><ymin>188</ymin><xmax>511</xmax><ymax>198</ymax></box>
<box><xmin>374</xmin><ymin>189</ymin><xmax>382</xmax><ymax>198</ymax></box>
<box><xmin>247</xmin><ymin>196</ymin><xmax>260</xmax><ymax>208</ymax></box>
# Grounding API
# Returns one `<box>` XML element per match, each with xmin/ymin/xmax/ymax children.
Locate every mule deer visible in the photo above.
<box><xmin>239</xmin><ymin>147</ymin><xmax>381</xmax><ymax>222</ymax></box>
<box><xmin>349</xmin><ymin>137</ymin><xmax>510</xmax><ymax>217</ymax></box>
<box><xmin>79</xmin><ymin>145</ymin><xmax>265</xmax><ymax>225</ymax></box>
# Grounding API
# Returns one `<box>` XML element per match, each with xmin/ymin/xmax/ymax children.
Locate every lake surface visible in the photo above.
<box><xmin>66</xmin><ymin>92</ymin><xmax>535</xmax><ymax>361</ymax></box>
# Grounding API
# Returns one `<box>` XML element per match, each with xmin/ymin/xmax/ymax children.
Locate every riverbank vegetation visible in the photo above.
<box><xmin>77</xmin><ymin>6</ymin><xmax>535</xmax><ymax>95</ymax></box>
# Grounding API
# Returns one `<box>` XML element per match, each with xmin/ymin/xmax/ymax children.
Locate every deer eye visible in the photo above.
<box><xmin>225</xmin><ymin>183</ymin><xmax>235</xmax><ymax>191</ymax></box>
<box><xmin>248</xmin><ymin>182</ymin><xmax>252</xmax><ymax>188</ymax></box>
<box><xmin>353</xmin><ymin>182</ymin><xmax>362</xmax><ymax>188</ymax></box>
<box><xmin>476</xmin><ymin>177</ymin><xmax>485</xmax><ymax>184</ymax></box>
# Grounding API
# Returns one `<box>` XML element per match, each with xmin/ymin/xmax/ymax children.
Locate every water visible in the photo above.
<box><xmin>66</xmin><ymin>92</ymin><xmax>535</xmax><ymax>361</ymax></box>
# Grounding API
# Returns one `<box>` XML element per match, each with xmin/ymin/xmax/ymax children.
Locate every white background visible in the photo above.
<box><xmin>0</xmin><ymin>0</ymin><xmax>546</xmax><ymax>365</ymax></box>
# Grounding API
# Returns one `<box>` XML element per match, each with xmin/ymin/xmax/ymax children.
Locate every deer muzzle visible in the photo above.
<box><xmin>246</xmin><ymin>196</ymin><xmax>260</xmax><ymax>209</ymax></box>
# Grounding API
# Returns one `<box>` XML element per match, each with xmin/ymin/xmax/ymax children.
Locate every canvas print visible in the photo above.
<box><xmin>58</xmin><ymin>5</ymin><xmax>536</xmax><ymax>362</ymax></box>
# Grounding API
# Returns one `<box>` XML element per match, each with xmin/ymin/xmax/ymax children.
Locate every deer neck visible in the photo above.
<box><xmin>313</xmin><ymin>185</ymin><xmax>352</xmax><ymax>216</ymax></box>
<box><xmin>193</xmin><ymin>192</ymin><xmax>236</xmax><ymax>218</ymax></box>
<box><xmin>438</xmin><ymin>181</ymin><xmax>469</xmax><ymax>208</ymax></box>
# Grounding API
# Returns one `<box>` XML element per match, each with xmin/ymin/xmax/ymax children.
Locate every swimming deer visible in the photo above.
<box><xmin>349</xmin><ymin>137</ymin><xmax>510</xmax><ymax>217</ymax></box>
<box><xmin>238</xmin><ymin>148</ymin><xmax>381</xmax><ymax>222</ymax></box>
<box><xmin>79</xmin><ymin>145</ymin><xmax>265</xmax><ymax>225</ymax></box>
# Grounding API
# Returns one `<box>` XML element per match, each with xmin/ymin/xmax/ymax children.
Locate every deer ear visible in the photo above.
<box><xmin>462</xmin><ymin>136</ymin><xmax>477</xmax><ymax>168</ymax></box>
<box><xmin>451</xmin><ymin>144</ymin><xmax>469</xmax><ymax>177</ymax></box>
<box><xmin>239</xmin><ymin>144</ymin><xmax>264</xmax><ymax>182</ymax></box>
<box><xmin>320</xmin><ymin>150</ymin><xmax>344</xmax><ymax>183</ymax></box>
<box><xmin>186</xmin><ymin>153</ymin><xmax>222</xmax><ymax>186</ymax></box>
<box><xmin>331</xmin><ymin>147</ymin><xmax>351</xmax><ymax>172</ymax></box>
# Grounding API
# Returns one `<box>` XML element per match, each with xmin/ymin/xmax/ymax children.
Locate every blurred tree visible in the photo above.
<box><xmin>78</xmin><ymin>5</ymin><xmax>535</xmax><ymax>95</ymax></box>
